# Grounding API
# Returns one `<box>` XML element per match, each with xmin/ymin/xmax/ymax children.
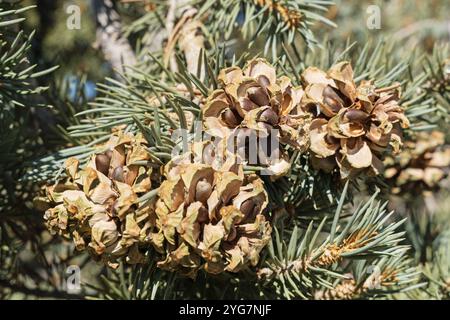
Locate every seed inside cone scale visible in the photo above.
<box><xmin>222</xmin><ymin>108</ymin><xmax>241</xmax><ymax>127</ymax></box>
<box><xmin>323</xmin><ymin>86</ymin><xmax>345</xmax><ymax>104</ymax></box>
<box><xmin>105</xmin><ymin>149</ymin><xmax>113</xmax><ymax>159</ymax></box>
<box><xmin>345</xmin><ymin>109</ymin><xmax>369</xmax><ymax>122</ymax></box>
<box><xmin>257</xmin><ymin>75</ymin><xmax>270</xmax><ymax>88</ymax></box>
<box><xmin>323</xmin><ymin>86</ymin><xmax>345</xmax><ymax>113</ymax></box>
<box><xmin>323</xmin><ymin>97</ymin><xmax>343</xmax><ymax>114</ymax></box>
<box><xmin>195</xmin><ymin>179</ymin><xmax>213</xmax><ymax>203</ymax></box>
<box><xmin>241</xmin><ymin>98</ymin><xmax>258</xmax><ymax>112</ymax></box>
<box><xmin>325</xmin><ymin>134</ymin><xmax>339</xmax><ymax>145</ymax></box>
<box><xmin>197</xmin><ymin>205</ymin><xmax>209</xmax><ymax>223</ymax></box>
<box><xmin>112</xmin><ymin>166</ymin><xmax>124</xmax><ymax>182</ymax></box>
<box><xmin>240</xmin><ymin>198</ymin><xmax>256</xmax><ymax>217</ymax></box>
<box><xmin>247</xmin><ymin>87</ymin><xmax>270</xmax><ymax>106</ymax></box>
<box><xmin>226</xmin><ymin>226</ymin><xmax>237</xmax><ymax>242</ymax></box>
<box><xmin>259</xmin><ymin>108</ymin><xmax>279</xmax><ymax>125</ymax></box>
<box><xmin>95</xmin><ymin>153</ymin><xmax>111</xmax><ymax>175</ymax></box>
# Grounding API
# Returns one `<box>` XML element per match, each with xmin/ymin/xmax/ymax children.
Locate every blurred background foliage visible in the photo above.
<box><xmin>0</xmin><ymin>0</ymin><xmax>449</xmax><ymax>299</ymax></box>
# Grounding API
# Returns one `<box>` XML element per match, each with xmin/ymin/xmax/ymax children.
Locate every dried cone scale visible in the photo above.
<box><xmin>150</xmin><ymin>153</ymin><xmax>272</xmax><ymax>277</ymax></box>
<box><xmin>301</xmin><ymin>61</ymin><xmax>410</xmax><ymax>179</ymax></box>
<box><xmin>42</xmin><ymin>132</ymin><xmax>159</xmax><ymax>268</ymax></box>
<box><xmin>203</xmin><ymin>58</ymin><xmax>310</xmax><ymax>151</ymax></box>
<box><xmin>384</xmin><ymin>131</ymin><xmax>450</xmax><ymax>195</ymax></box>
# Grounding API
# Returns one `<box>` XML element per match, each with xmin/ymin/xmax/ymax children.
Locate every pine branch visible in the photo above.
<box><xmin>191</xmin><ymin>0</ymin><xmax>336</xmax><ymax>56</ymax></box>
<box><xmin>85</xmin><ymin>261</ymin><xmax>177</xmax><ymax>300</ymax></box>
<box><xmin>19</xmin><ymin>1</ymin><xmax>449</xmax><ymax>302</ymax></box>
<box><xmin>0</xmin><ymin>5</ymin><xmax>57</xmax><ymax>108</ymax></box>
<box><xmin>402</xmin><ymin>44</ymin><xmax>450</xmax><ymax>130</ymax></box>
<box><xmin>257</xmin><ymin>187</ymin><xmax>420</xmax><ymax>299</ymax></box>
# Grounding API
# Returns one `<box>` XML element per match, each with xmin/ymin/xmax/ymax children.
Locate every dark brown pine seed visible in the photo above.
<box><xmin>241</xmin><ymin>98</ymin><xmax>257</xmax><ymax>112</ymax></box>
<box><xmin>323</xmin><ymin>86</ymin><xmax>344</xmax><ymax>113</ymax></box>
<box><xmin>324</xmin><ymin>134</ymin><xmax>338</xmax><ymax>145</ymax></box>
<box><xmin>345</xmin><ymin>109</ymin><xmax>369</xmax><ymax>122</ymax></box>
<box><xmin>222</xmin><ymin>108</ymin><xmax>241</xmax><ymax>127</ymax></box>
<box><xmin>105</xmin><ymin>149</ymin><xmax>113</xmax><ymax>159</ymax></box>
<box><xmin>95</xmin><ymin>153</ymin><xmax>111</xmax><ymax>175</ymax></box>
<box><xmin>226</xmin><ymin>227</ymin><xmax>237</xmax><ymax>242</ymax></box>
<box><xmin>247</xmin><ymin>87</ymin><xmax>270</xmax><ymax>106</ymax></box>
<box><xmin>197</xmin><ymin>205</ymin><xmax>209</xmax><ymax>223</ymax></box>
<box><xmin>259</xmin><ymin>108</ymin><xmax>279</xmax><ymax>125</ymax></box>
<box><xmin>257</xmin><ymin>75</ymin><xmax>270</xmax><ymax>88</ymax></box>
<box><xmin>112</xmin><ymin>166</ymin><xmax>124</xmax><ymax>182</ymax></box>
<box><xmin>240</xmin><ymin>199</ymin><xmax>256</xmax><ymax>218</ymax></box>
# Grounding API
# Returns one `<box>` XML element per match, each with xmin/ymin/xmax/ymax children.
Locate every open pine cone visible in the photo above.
<box><xmin>202</xmin><ymin>58</ymin><xmax>310</xmax><ymax>152</ymax></box>
<box><xmin>384</xmin><ymin>131</ymin><xmax>450</xmax><ymax>195</ymax></box>
<box><xmin>41</xmin><ymin>132</ymin><xmax>159</xmax><ymax>268</ymax></box>
<box><xmin>301</xmin><ymin>61</ymin><xmax>410</xmax><ymax>179</ymax></box>
<box><xmin>150</xmin><ymin>154</ymin><xmax>272</xmax><ymax>277</ymax></box>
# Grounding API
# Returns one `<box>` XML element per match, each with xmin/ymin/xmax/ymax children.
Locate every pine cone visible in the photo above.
<box><xmin>42</xmin><ymin>132</ymin><xmax>159</xmax><ymax>268</ymax></box>
<box><xmin>150</xmin><ymin>155</ymin><xmax>272</xmax><ymax>277</ymax></box>
<box><xmin>384</xmin><ymin>131</ymin><xmax>450</xmax><ymax>194</ymax></box>
<box><xmin>203</xmin><ymin>58</ymin><xmax>310</xmax><ymax>151</ymax></box>
<box><xmin>301</xmin><ymin>61</ymin><xmax>410</xmax><ymax>179</ymax></box>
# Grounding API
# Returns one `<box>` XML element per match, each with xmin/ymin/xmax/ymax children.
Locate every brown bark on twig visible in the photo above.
<box><xmin>92</xmin><ymin>0</ymin><xmax>137</xmax><ymax>76</ymax></box>
<box><xmin>163</xmin><ymin>0</ymin><xmax>205</xmax><ymax>80</ymax></box>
